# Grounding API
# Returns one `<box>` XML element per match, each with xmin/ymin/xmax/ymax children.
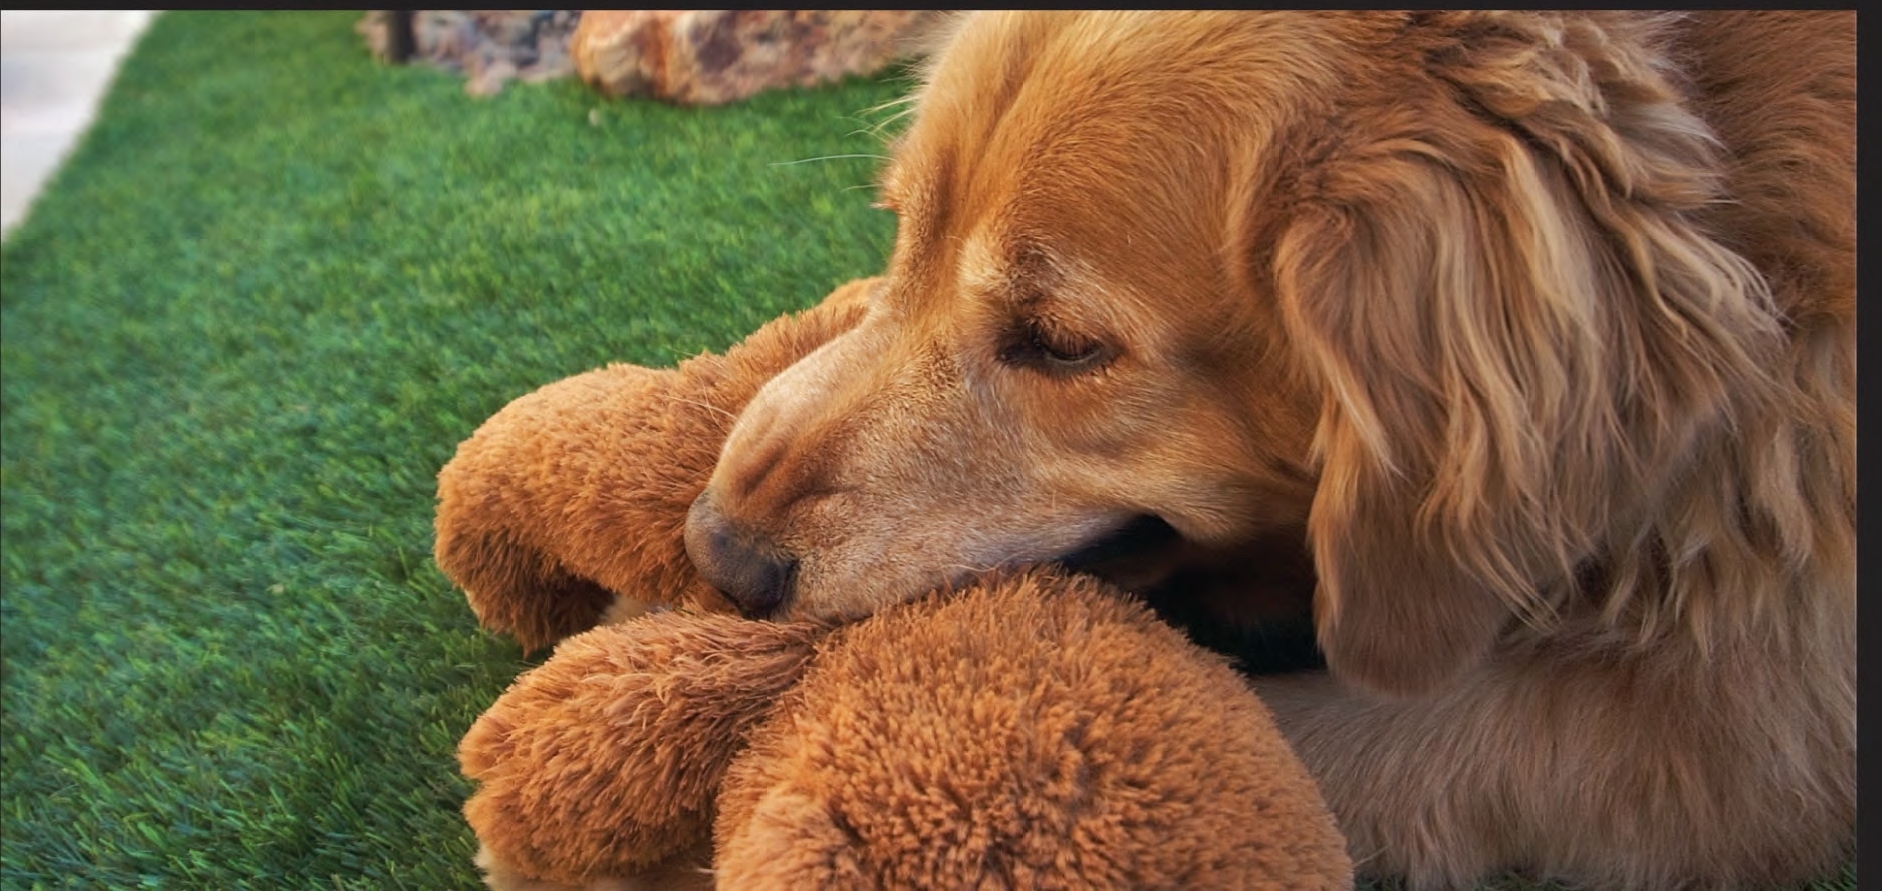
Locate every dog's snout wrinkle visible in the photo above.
<box><xmin>684</xmin><ymin>494</ymin><xmax>798</xmax><ymax>618</ymax></box>
<box><xmin>721</xmin><ymin>401</ymin><xmax>859</xmax><ymax>516</ymax></box>
<box><xmin>726</xmin><ymin>431</ymin><xmax>790</xmax><ymax>504</ymax></box>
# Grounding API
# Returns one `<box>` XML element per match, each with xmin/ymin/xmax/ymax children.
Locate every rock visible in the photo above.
<box><xmin>571</xmin><ymin>10</ymin><xmax>943</xmax><ymax>106</ymax></box>
<box><xmin>357</xmin><ymin>10</ymin><xmax>935</xmax><ymax>101</ymax></box>
<box><xmin>357</xmin><ymin>10</ymin><xmax>585</xmax><ymax>97</ymax></box>
<box><xmin>466</xmin><ymin>58</ymin><xmax>519</xmax><ymax>97</ymax></box>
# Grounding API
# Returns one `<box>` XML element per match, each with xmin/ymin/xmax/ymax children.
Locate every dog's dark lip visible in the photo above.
<box><xmin>1055</xmin><ymin>514</ymin><xmax>1183</xmax><ymax>575</ymax></box>
<box><xmin>901</xmin><ymin>515</ymin><xmax>1171</xmax><ymax>603</ymax></box>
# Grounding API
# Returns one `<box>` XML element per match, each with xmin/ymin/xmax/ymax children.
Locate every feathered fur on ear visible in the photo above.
<box><xmin>1269</xmin><ymin>12</ymin><xmax>1789</xmax><ymax>697</ymax></box>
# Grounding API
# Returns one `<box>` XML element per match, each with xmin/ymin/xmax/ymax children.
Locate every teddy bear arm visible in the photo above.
<box><xmin>436</xmin><ymin>364</ymin><xmax>706</xmax><ymax>651</ymax></box>
<box><xmin>436</xmin><ymin>277</ymin><xmax>883</xmax><ymax>650</ymax></box>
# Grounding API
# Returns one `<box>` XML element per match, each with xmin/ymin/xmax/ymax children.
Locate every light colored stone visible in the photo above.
<box><xmin>1</xmin><ymin>10</ymin><xmax>156</xmax><ymax>236</ymax></box>
<box><xmin>0</xmin><ymin>10</ymin><xmax>156</xmax><ymax>53</ymax></box>
<box><xmin>571</xmin><ymin>10</ymin><xmax>942</xmax><ymax>106</ymax></box>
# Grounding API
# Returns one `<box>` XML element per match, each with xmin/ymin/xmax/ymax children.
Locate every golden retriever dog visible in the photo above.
<box><xmin>684</xmin><ymin>11</ymin><xmax>1854</xmax><ymax>890</ymax></box>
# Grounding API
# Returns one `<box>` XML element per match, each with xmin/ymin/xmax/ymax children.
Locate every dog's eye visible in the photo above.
<box><xmin>999</xmin><ymin>319</ymin><xmax>1110</xmax><ymax>374</ymax></box>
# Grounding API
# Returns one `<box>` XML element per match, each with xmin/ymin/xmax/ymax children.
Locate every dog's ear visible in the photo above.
<box><xmin>1266</xmin><ymin>13</ymin><xmax>1785</xmax><ymax>696</ymax></box>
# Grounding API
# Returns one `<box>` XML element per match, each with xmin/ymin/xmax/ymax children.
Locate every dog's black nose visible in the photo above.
<box><xmin>684</xmin><ymin>494</ymin><xmax>797</xmax><ymax>617</ymax></box>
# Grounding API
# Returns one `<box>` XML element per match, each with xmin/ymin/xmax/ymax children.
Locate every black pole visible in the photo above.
<box><xmin>387</xmin><ymin>11</ymin><xmax>417</xmax><ymax>64</ymax></box>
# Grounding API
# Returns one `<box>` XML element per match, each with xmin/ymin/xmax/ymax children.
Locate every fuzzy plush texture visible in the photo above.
<box><xmin>435</xmin><ymin>276</ymin><xmax>880</xmax><ymax>651</ymax></box>
<box><xmin>713</xmin><ymin>568</ymin><xmax>1350</xmax><ymax>890</ymax></box>
<box><xmin>458</xmin><ymin>569</ymin><xmax>1350</xmax><ymax>890</ymax></box>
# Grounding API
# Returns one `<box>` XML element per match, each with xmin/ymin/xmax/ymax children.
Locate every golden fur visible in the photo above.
<box><xmin>684</xmin><ymin>12</ymin><xmax>1856</xmax><ymax>889</ymax></box>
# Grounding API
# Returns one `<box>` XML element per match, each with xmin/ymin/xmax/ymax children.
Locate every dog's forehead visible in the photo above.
<box><xmin>893</xmin><ymin>12</ymin><xmax>1370</xmax><ymax>240</ymax></box>
<box><xmin>883</xmin><ymin>90</ymin><xmax>1211</xmax><ymax>288</ymax></box>
<box><xmin>917</xmin><ymin>12</ymin><xmax>1363</xmax><ymax>140</ymax></box>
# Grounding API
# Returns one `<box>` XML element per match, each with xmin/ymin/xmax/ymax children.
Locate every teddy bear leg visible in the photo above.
<box><xmin>459</xmin><ymin>615</ymin><xmax>823</xmax><ymax>887</ymax></box>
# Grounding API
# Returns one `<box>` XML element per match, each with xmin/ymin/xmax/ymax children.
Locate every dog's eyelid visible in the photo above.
<box><xmin>996</xmin><ymin>311</ymin><xmax>1114</xmax><ymax>376</ymax></box>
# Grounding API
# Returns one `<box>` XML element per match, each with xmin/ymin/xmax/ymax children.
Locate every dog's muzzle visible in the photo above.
<box><xmin>684</xmin><ymin>493</ymin><xmax>798</xmax><ymax>618</ymax></box>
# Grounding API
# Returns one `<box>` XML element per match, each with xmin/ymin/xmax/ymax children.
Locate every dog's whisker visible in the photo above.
<box><xmin>768</xmin><ymin>154</ymin><xmax>893</xmax><ymax>168</ymax></box>
<box><xmin>938</xmin><ymin>561</ymin><xmax>1008</xmax><ymax>576</ymax></box>
<box><xmin>657</xmin><ymin>393</ymin><xmax>738</xmax><ymax>423</ymax></box>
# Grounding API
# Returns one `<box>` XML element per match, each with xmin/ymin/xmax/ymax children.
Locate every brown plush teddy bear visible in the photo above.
<box><xmin>436</xmin><ymin>278</ymin><xmax>1352</xmax><ymax>889</ymax></box>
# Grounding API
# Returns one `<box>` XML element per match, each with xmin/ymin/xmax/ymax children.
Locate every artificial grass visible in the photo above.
<box><xmin>1</xmin><ymin>11</ymin><xmax>899</xmax><ymax>888</ymax></box>
<box><xmin>0</xmin><ymin>11</ymin><xmax>1854</xmax><ymax>891</ymax></box>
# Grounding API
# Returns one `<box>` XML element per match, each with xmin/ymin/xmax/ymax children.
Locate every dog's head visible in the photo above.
<box><xmin>687</xmin><ymin>11</ymin><xmax>1792</xmax><ymax>696</ymax></box>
